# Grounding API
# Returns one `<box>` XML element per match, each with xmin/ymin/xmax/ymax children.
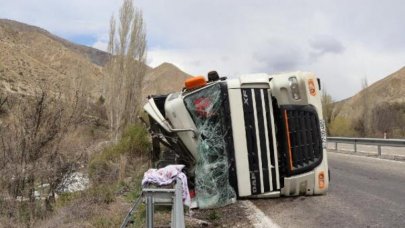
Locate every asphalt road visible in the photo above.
<box><xmin>252</xmin><ymin>152</ymin><xmax>405</xmax><ymax>228</ymax></box>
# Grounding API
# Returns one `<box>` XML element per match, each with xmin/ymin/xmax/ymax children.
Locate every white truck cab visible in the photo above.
<box><xmin>144</xmin><ymin>71</ymin><xmax>329</xmax><ymax>207</ymax></box>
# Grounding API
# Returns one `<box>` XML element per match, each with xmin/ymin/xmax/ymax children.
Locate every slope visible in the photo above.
<box><xmin>332</xmin><ymin>66</ymin><xmax>405</xmax><ymax>137</ymax></box>
<box><xmin>143</xmin><ymin>62</ymin><xmax>192</xmax><ymax>97</ymax></box>
<box><xmin>0</xmin><ymin>19</ymin><xmax>105</xmax><ymax>99</ymax></box>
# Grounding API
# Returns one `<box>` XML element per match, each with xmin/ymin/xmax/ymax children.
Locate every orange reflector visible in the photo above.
<box><xmin>284</xmin><ymin>110</ymin><xmax>293</xmax><ymax>172</ymax></box>
<box><xmin>308</xmin><ymin>79</ymin><xmax>317</xmax><ymax>96</ymax></box>
<box><xmin>319</xmin><ymin>172</ymin><xmax>325</xmax><ymax>189</ymax></box>
<box><xmin>185</xmin><ymin>76</ymin><xmax>207</xmax><ymax>90</ymax></box>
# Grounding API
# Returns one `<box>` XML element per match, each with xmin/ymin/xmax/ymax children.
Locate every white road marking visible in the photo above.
<box><xmin>241</xmin><ymin>200</ymin><xmax>280</xmax><ymax>228</ymax></box>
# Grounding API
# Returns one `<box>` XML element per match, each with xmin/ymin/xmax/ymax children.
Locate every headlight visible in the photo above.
<box><xmin>288</xmin><ymin>76</ymin><xmax>301</xmax><ymax>100</ymax></box>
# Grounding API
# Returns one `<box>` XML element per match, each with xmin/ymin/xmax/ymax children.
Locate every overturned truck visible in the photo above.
<box><xmin>144</xmin><ymin>71</ymin><xmax>329</xmax><ymax>208</ymax></box>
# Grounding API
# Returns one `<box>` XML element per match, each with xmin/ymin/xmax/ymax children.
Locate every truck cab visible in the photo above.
<box><xmin>144</xmin><ymin>72</ymin><xmax>328</xmax><ymax>207</ymax></box>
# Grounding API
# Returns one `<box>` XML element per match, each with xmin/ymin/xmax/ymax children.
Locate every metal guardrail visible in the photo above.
<box><xmin>327</xmin><ymin>137</ymin><xmax>405</xmax><ymax>157</ymax></box>
<box><xmin>120</xmin><ymin>177</ymin><xmax>185</xmax><ymax>228</ymax></box>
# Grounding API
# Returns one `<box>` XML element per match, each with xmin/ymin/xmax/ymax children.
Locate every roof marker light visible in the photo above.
<box><xmin>185</xmin><ymin>76</ymin><xmax>207</xmax><ymax>90</ymax></box>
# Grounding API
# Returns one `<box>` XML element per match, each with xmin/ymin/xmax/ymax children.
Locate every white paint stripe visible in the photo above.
<box><xmin>241</xmin><ymin>200</ymin><xmax>281</xmax><ymax>228</ymax></box>
<box><xmin>261</xmin><ymin>89</ymin><xmax>273</xmax><ymax>191</ymax></box>
<box><xmin>268</xmin><ymin>91</ymin><xmax>280</xmax><ymax>189</ymax></box>
<box><xmin>229</xmin><ymin>89</ymin><xmax>251</xmax><ymax>196</ymax></box>
<box><xmin>252</xmin><ymin>89</ymin><xmax>264</xmax><ymax>193</ymax></box>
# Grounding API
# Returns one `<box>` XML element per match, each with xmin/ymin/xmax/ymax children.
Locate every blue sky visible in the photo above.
<box><xmin>1</xmin><ymin>0</ymin><xmax>405</xmax><ymax>100</ymax></box>
<box><xmin>68</xmin><ymin>35</ymin><xmax>97</xmax><ymax>46</ymax></box>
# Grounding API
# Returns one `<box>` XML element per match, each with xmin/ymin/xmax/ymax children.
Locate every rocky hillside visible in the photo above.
<box><xmin>143</xmin><ymin>62</ymin><xmax>191</xmax><ymax>97</ymax></box>
<box><xmin>0</xmin><ymin>19</ymin><xmax>106</xmax><ymax>99</ymax></box>
<box><xmin>332</xmin><ymin>66</ymin><xmax>405</xmax><ymax>137</ymax></box>
<box><xmin>0</xmin><ymin>19</ymin><xmax>190</xmax><ymax>101</ymax></box>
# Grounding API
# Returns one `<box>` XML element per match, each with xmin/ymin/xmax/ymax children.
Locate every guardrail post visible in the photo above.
<box><xmin>335</xmin><ymin>142</ymin><xmax>338</xmax><ymax>150</ymax></box>
<box><xmin>146</xmin><ymin>195</ymin><xmax>154</xmax><ymax>228</ymax></box>
<box><xmin>354</xmin><ymin>139</ymin><xmax>357</xmax><ymax>153</ymax></box>
<box><xmin>378</xmin><ymin>145</ymin><xmax>382</xmax><ymax>157</ymax></box>
<box><xmin>171</xmin><ymin>178</ymin><xmax>185</xmax><ymax>228</ymax></box>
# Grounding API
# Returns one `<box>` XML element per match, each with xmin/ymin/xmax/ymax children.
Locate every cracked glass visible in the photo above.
<box><xmin>184</xmin><ymin>83</ymin><xmax>236</xmax><ymax>208</ymax></box>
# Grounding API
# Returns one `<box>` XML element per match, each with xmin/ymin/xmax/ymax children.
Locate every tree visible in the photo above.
<box><xmin>0</xmin><ymin>86</ymin><xmax>85</xmax><ymax>221</ymax></box>
<box><xmin>105</xmin><ymin>0</ymin><xmax>147</xmax><ymax>141</ymax></box>
<box><xmin>354</xmin><ymin>76</ymin><xmax>369</xmax><ymax>137</ymax></box>
<box><xmin>371</xmin><ymin>102</ymin><xmax>405</xmax><ymax>137</ymax></box>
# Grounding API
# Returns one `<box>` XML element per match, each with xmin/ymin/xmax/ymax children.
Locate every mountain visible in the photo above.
<box><xmin>0</xmin><ymin>19</ymin><xmax>190</xmax><ymax>101</ymax></box>
<box><xmin>0</xmin><ymin>19</ymin><xmax>110</xmax><ymax>66</ymax></box>
<box><xmin>0</xmin><ymin>19</ymin><xmax>105</xmax><ymax>98</ymax></box>
<box><xmin>143</xmin><ymin>62</ymin><xmax>192</xmax><ymax>97</ymax></box>
<box><xmin>332</xmin><ymin>66</ymin><xmax>405</xmax><ymax>137</ymax></box>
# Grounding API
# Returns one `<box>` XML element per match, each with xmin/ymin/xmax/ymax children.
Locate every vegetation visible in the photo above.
<box><xmin>371</xmin><ymin>102</ymin><xmax>405</xmax><ymax>138</ymax></box>
<box><xmin>0</xmin><ymin>86</ymin><xmax>86</xmax><ymax>225</ymax></box>
<box><xmin>329</xmin><ymin>116</ymin><xmax>357</xmax><ymax>137</ymax></box>
<box><xmin>323</xmin><ymin>78</ymin><xmax>405</xmax><ymax>138</ymax></box>
<box><xmin>83</xmin><ymin>124</ymin><xmax>150</xmax><ymax>227</ymax></box>
<box><xmin>104</xmin><ymin>0</ymin><xmax>147</xmax><ymax>141</ymax></box>
<box><xmin>89</xmin><ymin>123</ymin><xmax>150</xmax><ymax>185</ymax></box>
<box><xmin>0</xmin><ymin>0</ymin><xmax>150</xmax><ymax>226</ymax></box>
<box><xmin>353</xmin><ymin>76</ymin><xmax>370</xmax><ymax>137</ymax></box>
<box><xmin>0</xmin><ymin>123</ymin><xmax>151</xmax><ymax>227</ymax></box>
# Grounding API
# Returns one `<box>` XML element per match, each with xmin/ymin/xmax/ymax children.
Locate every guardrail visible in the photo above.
<box><xmin>327</xmin><ymin>137</ymin><xmax>405</xmax><ymax>157</ymax></box>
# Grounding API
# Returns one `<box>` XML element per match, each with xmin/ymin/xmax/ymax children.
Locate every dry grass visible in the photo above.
<box><xmin>35</xmin><ymin>196</ymin><xmax>131</xmax><ymax>228</ymax></box>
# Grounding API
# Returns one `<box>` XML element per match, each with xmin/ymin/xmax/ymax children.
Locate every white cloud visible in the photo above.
<box><xmin>0</xmin><ymin>0</ymin><xmax>121</xmax><ymax>37</ymax></box>
<box><xmin>1</xmin><ymin>0</ymin><xmax>405</xmax><ymax>100</ymax></box>
<box><xmin>92</xmin><ymin>40</ymin><xmax>108</xmax><ymax>52</ymax></box>
<box><xmin>91</xmin><ymin>33</ymin><xmax>109</xmax><ymax>52</ymax></box>
<box><xmin>139</xmin><ymin>0</ymin><xmax>405</xmax><ymax>100</ymax></box>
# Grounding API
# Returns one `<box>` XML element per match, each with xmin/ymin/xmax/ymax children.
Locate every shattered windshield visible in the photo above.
<box><xmin>184</xmin><ymin>83</ymin><xmax>236</xmax><ymax>208</ymax></box>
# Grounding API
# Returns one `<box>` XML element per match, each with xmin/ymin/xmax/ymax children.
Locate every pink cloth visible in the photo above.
<box><xmin>142</xmin><ymin>165</ymin><xmax>191</xmax><ymax>206</ymax></box>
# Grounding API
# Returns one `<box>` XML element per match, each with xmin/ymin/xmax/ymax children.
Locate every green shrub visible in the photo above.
<box><xmin>55</xmin><ymin>192</ymin><xmax>82</xmax><ymax>208</ymax></box>
<box><xmin>88</xmin><ymin>157</ymin><xmax>119</xmax><ymax>184</ymax></box>
<box><xmin>329</xmin><ymin>117</ymin><xmax>356</xmax><ymax>137</ymax></box>
<box><xmin>98</xmin><ymin>96</ymin><xmax>105</xmax><ymax>105</ymax></box>
<box><xmin>88</xmin><ymin>185</ymin><xmax>115</xmax><ymax>204</ymax></box>
<box><xmin>120</xmin><ymin>123</ymin><xmax>150</xmax><ymax>158</ymax></box>
<box><xmin>88</xmin><ymin>123</ymin><xmax>150</xmax><ymax>184</ymax></box>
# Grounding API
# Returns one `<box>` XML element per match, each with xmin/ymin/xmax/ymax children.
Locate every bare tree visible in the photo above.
<box><xmin>0</xmin><ymin>85</ymin><xmax>85</xmax><ymax>221</ymax></box>
<box><xmin>354</xmin><ymin>76</ymin><xmax>369</xmax><ymax>136</ymax></box>
<box><xmin>372</xmin><ymin>102</ymin><xmax>405</xmax><ymax>137</ymax></box>
<box><xmin>105</xmin><ymin>0</ymin><xmax>147</xmax><ymax>141</ymax></box>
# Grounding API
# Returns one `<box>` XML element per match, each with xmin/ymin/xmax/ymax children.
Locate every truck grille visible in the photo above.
<box><xmin>241</xmin><ymin>88</ymin><xmax>280</xmax><ymax>194</ymax></box>
<box><xmin>282</xmin><ymin>106</ymin><xmax>323</xmax><ymax>175</ymax></box>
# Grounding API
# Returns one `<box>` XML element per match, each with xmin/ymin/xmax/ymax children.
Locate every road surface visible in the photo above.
<box><xmin>252</xmin><ymin>152</ymin><xmax>405</xmax><ymax>227</ymax></box>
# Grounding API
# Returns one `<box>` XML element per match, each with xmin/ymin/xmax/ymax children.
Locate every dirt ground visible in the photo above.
<box><xmin>150</xmin><ymin>201</ymin><xmax>254</xmax><ymax>228</ymax></box>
